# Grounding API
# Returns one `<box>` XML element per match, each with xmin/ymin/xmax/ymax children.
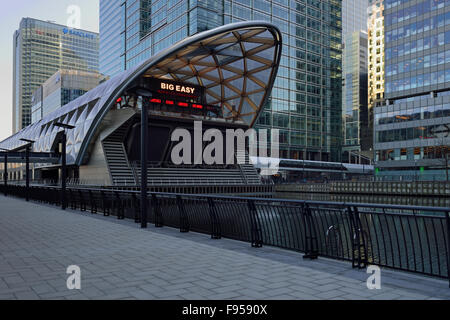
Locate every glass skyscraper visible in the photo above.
<box><xmin>342</xmin><ymin>31</ymin><xmax>369</xmax><ymax>163</ymax></box>
<box><xmin>376</xmin><ymin>0</ymin><xmax>450</xmax><ymax>181</ymax></box>
<box><xmin>341</xmin><ymin>0</ymin><xmax>370</xmax><ymax>163</ymax></box>
<box><xmin>342</xmin><ymin>0</ymin><xmax>369</xmax><ymax>35</ymax></box>
<box><xmin>99</xmin><ymin>0</ymin><xmax>342</xmax><ymax>161</ymax></box>
<box><xmin>13</xmin><ymin>18</ymin><xmax>99</xmax><ymax>133</ymax></box>
<box><xmin>368</xmin><ymin>0</ymin><xmax>385</xmax><ymax>151</ymax></box>
<box><xmin>99</xmin><ymin>0</ymin><xmax>124</xmax><ymax>77</ymax></box>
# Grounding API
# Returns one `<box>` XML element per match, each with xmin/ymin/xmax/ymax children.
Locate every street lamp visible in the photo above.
<box><xmin>414</xmin><ymin>159</ymin><xmax>418</xmax><ymax>182</ymax></box>
<box><xmin>134</xmin><ymin>89</ymin><xmax>153</xmax><ymax>229</ymax></box>
<box><xmin>54</xmin><ymin>122</ymin><xmax>75</xmax><ymax>210</ymax></box>
<box><xmin>20</xmin><ymin>138</ymin><xmax>35</xmax><ymax>201</ymax></box>
<box><xmin>0</xmin><ymin>148</ymin><xmax>8</xmax><ymax>196</ymax></box>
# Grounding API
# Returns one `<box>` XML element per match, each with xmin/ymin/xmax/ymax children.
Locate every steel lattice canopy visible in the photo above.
<box><xmin>0</xmin><ymin>21</ymin><xmax>282</xmax><ymax>166</ymax></box>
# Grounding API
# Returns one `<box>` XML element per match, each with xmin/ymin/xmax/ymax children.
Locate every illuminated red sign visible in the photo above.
<box><xmin>146</xmin><ymin>98</ymin><xmax>221</xmax><ymax>117</ymax></box>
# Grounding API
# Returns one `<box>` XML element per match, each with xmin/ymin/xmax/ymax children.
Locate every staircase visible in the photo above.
<box><xmin>236</xmin><ymin>148</ymin><xmax>262</xmax><ymax>185</ymax></box>
<box><xmin>132</xmin><ymin>164</ymin><xmax>246</xmax><ymax>185</ymax></box>
<box><xmin>101</xmin><ymin>122</ymin><xmax>262</xmax><ymax>186</ymax></box>
<box><xmin>102</xmin><ymin>120</ymin><xmax>136</xmax><ymax>186</ymax></box>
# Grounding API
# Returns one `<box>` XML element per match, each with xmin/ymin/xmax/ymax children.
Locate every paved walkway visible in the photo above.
<box><xmin>0</xmin><ymin>195</ymin><xmax>449</xmax><ymax>300</ymax></box>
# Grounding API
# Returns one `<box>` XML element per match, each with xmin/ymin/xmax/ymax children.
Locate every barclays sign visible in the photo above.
<box><xmin>62</xmin><ymin>28</ymin><xmax>95</xmax><ymax>39</ymax></box>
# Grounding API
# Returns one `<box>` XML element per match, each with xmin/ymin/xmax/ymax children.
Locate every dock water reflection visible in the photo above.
<box><xmin>275</xmin><ymin>192</ymin><xmax>450</xmax><ymax>208</ymax></box>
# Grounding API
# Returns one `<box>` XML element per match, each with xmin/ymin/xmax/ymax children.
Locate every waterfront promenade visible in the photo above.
<box><xmin>0</xmin><ymin>195</ymin><xmax>449</xmax><ymax>300</ymax></box>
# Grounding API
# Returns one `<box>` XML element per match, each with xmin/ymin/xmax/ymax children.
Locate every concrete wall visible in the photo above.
<box><xmin>78</xmin><ymin>135</ymin><xmax>111</xmax><ymax>185</ymax></box>
<box><xmin>78</xmin><ymin>108</ymin><xmax>135</xmax><ymax>185</ymax></box>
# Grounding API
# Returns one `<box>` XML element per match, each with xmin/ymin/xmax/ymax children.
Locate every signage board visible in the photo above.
<box><xmin>149</xmin><ymin>78</ymin><xmax>205</xmax><ymax>103</ymax></box>
<box><xmin>62</xmin><ymin>28</ymin><xmax>95</xmax><ymax>39</ymax></box>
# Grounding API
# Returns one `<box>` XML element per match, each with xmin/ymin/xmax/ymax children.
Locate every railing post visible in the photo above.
<box><xmin>348</xmin><ymin>206</ymin><xmax>368</xmax><ymax>269</ymax></box>
<box><xmin>247</xmin><ymin>199</ymin><xmax>262</xmax><ymax>248</ymax></box>
<box><xmin>347</xmin><ymin>206</ymin><xmax>356</xmax><ymax>266</ymax></box>
<box><xmin>152</xmin><ymin>194</ymin><xmax>163</xmax><ymax>227</ymax></box>
<box><xmin>25</xmin><ymin>146</ymin><xmax>30</xmax><ymax>202</ymax></box>
<box><xmin>176</xmin><ymin>195</ymin><xmax>189</xmax><ymax>232</ymax></box>
<box><xmin>302</xmin><ymin>203</ymin><xmax>318</xmax><ymax>259</ymax></box>
<box><xmin>115</xmin><ymin>191</ymin><xmax>124</xmax><ymax>219</ymax></box>
<box><xmin>78</xmin><ymin>190</ymin><xmax>86</xmax><ymax>211</ymax></box>
<box><xmin>69</xmin><ymin>189</ymin><xmax>75</xmax><ymax>209</ymax></box>
<box><xmin>132</xmin><ymin>193</ymin><xmax>140</xmax><ymax>223</ymax></box>
<box><xmin>101</xmin><ymin>191</ymin><xmax>109</xmax><ymax>216</ymax></box>
<box><xmin>446</xmin><ymin>211</ymin><xmax>450</xmax><ymax>288</ymax></box>
<box><xmin>3</xmin><ymin>152</ymin><xmax>7</xmax><ymax>197</ymax></box>
<box><xmin>89</xmin><ymin>190</ymin><xmax>97</xmax><ymax>214</ymax></box>
<box><xmin>61</xmin><ymin>132</ymin><xmax>67</xmax><ymax>210</ymax></box>
<box><xmin>207</xmin><ymin>198</ymin><xmax>221</xmax><ymax>239</ymax></box>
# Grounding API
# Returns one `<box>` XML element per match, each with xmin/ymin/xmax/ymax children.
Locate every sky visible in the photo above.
<box><xmin>0</xmin><ymin>0</ymin><xmax>99</xmax><ymax>141</ymax></box>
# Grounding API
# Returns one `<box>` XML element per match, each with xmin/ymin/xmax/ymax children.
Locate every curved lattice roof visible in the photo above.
<box><xmin>0</xmin><ymin>21</ymin><xmax>282</xmax><ymax>165</ymax></box>
<box><xmin>145</xmin><ymin>26</ymin><xmax>281</xmax><ymax>123</ymax></box>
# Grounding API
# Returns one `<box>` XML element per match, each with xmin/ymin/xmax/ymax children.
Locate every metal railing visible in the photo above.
<box><xmin>109</xmin><ymin>177</ymin><xmax>263</xmax><ymax>186</ymax></box>
<box><xmin>1</xmin><ymin>183</ymin><xmax>449</xmax><ymax>285</ymax></box>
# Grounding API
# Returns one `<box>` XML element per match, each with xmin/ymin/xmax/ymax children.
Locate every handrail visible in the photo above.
<box><xmin>16</xmin><ymin>184</ymin><xmax>450</xmax><ymax>214</ymax></box>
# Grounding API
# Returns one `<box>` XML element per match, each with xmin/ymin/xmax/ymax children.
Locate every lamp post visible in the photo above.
<box><xmin>446</xmin><ymin>150</ymin><xmax>449</xmax><ymax>182</ymax></box>
<box><xmin>54</xmin><ymin>122</ymin><xmax>75</xmax><ymax>210</ymax></box>
<box><xmin>438</xmin><ymin>138</ymin><xmax>449</xmax><ymax>182</ymax></box>
<box><xmin>0</xmin><ymin>148</ymin><xmax>8</xmax><ymax>196</ymax></box>
<box><xmin>135</xmin><ymin>89</ymin><xmax>153</xmax><ymax>229</ymax></box>
<box><xmin>414</xmin><ymin>159</ymin><xmax>418</xmax><ymax>182</ymax></box>
<box><xmin>19</xmin><ymin>138</ymin><xmax>35</xmax><ymax>201</ymax></box>
<box><xmin>141</xmin><ymin>98</ymin><xmax>149</xmax><ymax>228</ymax></box>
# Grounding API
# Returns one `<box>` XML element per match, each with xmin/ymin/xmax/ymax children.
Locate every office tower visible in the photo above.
<box><xmin>31</xmin><ymin>70</ymin><xmax>103</xmax><ymax>123</ymax></box>
<box><xmin>99</xmin><ymin>0</ymin><xmax>123</xmax><ymax>78</ymax></box>
<box><xmin>13</xmin><ymin>18</ymin><xmax>99</xmax><ymax>133</ymax></box>
<box><xmin>99</xmin><ymin>0</ymin><xmax>343</xmax><ymax>161</ymax></box>
<box><xmin>341</xmin><ymin>0</ymin><xmax>370</xmax><ymax>163</ymax></box>
<box><xmin>368</xmin><ymin>0</ymin><xmax>384</xmax><ymax>159</ymax></box>
<box><xmin>342</xmin><ymin>31</ymin><xmax>369</xmax><ymax>163</ymax></box>
<box><xmin>342</xmin><ymin>0</ymin><xmax>369</xmax><ymax>35</ymax></box>
<box><xmin>376</xmin><ymin>0</ymin><xmax>450</xmax><ymax>181</ymax></box>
